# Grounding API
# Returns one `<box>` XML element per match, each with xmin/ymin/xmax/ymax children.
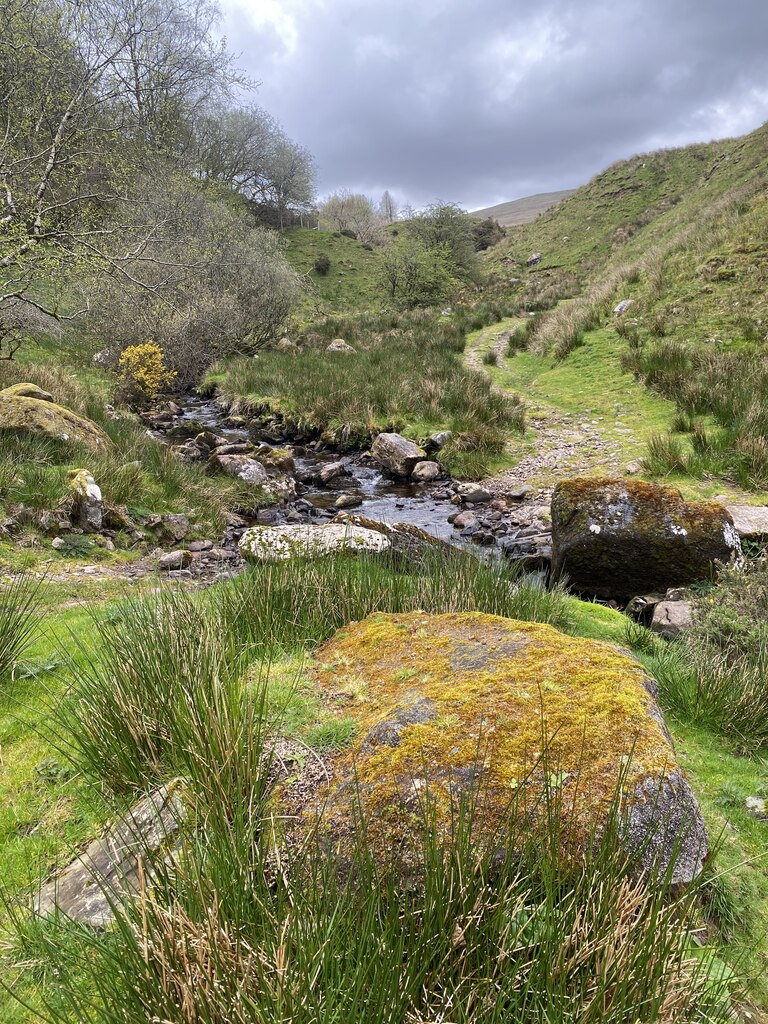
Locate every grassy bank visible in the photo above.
<box><xmin>210</xmin><ymin>307</ymin><xmax>525</xmax><ymax>478</ymax></box>
<box><xmin>0</xmin><ymin>555</ymin><xmax>766</xmax><ymax>1019</ymax></box>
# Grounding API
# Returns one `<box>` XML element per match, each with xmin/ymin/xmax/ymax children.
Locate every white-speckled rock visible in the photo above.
<box><xmin>239</xmin><ymin>523</ymin><xmax>390</xmax><ymax>562</ymax></box>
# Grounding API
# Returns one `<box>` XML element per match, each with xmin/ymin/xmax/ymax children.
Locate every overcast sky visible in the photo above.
<box><xmin>219</xmin><ymin>0</ymin><xmax>768</xmax><ymax>211</ymax></box>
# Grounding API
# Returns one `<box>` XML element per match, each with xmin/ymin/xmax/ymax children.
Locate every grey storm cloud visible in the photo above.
<box><xmin>219</xmin><ymin>0</ymin><xmax>768</xmax><ymax>209</ymax></box>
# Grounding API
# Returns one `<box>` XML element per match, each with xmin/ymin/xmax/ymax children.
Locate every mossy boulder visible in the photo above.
<box><xmin>292</xmin><ymin>612</ymin><xmax>707</xmax><ymax>883</ymax></box>
<box><xmin>551</xmin><ymin>477</ymin><xmax>740</xmax><ymax>597</ymax></box>
<box><xmin>1</xmin><ymin>382</ymin><xmax>54</xmax><ymax>402</ymax></box>
<box><xmin>0</xmin><ymin>387</ymin><xmax>112</xmax><ymax>450</ymax></box>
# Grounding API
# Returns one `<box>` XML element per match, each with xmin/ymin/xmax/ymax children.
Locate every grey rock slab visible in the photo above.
<box><xmin>651</xmin><ymin>601</ymin><xmax>694</xmax><ymax>639</ymax></box>
<box><xmin>726</xmin><ymin>505</ymin><xmax>768</xmax><ymax>539</ymax></box>
<box><xmin>35</xmin><ymin>785</ymin><xmax>185</xmax><ymax>928</ymax></box>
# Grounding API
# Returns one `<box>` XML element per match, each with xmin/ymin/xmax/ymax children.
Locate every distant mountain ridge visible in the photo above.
<box><xmin>470</xmin><ymin>189</ymin><xmax>576</xmax><ymax>226</ymax></box>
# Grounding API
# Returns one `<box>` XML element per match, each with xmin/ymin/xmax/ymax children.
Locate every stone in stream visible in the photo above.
<box><xmin>551</xmin><ymin>478</ymin><xmax>741</xmax><ymax>597</ymax></box>
<box><xmin>318</xmin><ymin>460</ymin><xmax>349</xmax><ymax>485</ymax></box>
<box><xmin>68</xmin><ymin>469</ymin><xmax>102</xmax><ymax>533</ymax></box>
<box><xmin>335</xmin><ymin>493</ymin><xmax>363</xmax><ymax>509</ymax></box>
<box><xmin>287</xmin><ymin>612</ymin><xmax>707</xmax><ymax>884</ymax></box>
<box><xmin>455</xmin><ymin>482</ymin><xmax>492</xmax><ymax>504</ymax></box>
<box><xmin>239</xmin><ymin>523</ymin><xmax>390</xmax><ymax>562</ymax></box>
<box><xmin>411</xmin><ymin>460</ymin><xmax>441</xmax><ymax>483</ymax></box>
<box><xmin>35</xmin><ymin>784</ymin><xmax>186</xmax><ymax>928</ymax></box>
<box><xmin>332</xmin><ymin>513</ymin><xmax>453</xmax><ymax>563</ymax></box>
<box><xmin>371</xmin><ymin>433</ymin><xmax>427</xmax><ymax>477</ymax></box>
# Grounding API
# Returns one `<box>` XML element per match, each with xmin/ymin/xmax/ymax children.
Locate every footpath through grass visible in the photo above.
<box><xmin>467</xmin><ymin>317</ymin><xmax>768</xmax><ymax>502</ymax></box>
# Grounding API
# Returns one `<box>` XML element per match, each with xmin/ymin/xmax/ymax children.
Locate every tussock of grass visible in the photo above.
<box><xmin>212</xmin><ymin>307</ymin><xmax>525</xmax><ymax>477</ymax></box>
<box><xmin>0</xmin><ymin>573</ymin><xmax>40</xmax><ymax>684</ymax></box>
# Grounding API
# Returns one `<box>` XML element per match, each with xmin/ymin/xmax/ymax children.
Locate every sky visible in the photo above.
<box><xmin>219</xmin><ymin>0</ymin><xmax>768</xmax><ymax>211</ymax></box>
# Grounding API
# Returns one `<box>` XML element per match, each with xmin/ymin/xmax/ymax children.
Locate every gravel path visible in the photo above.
<box><xmin>466</xmin><ymin>322</ymin><xmax>625</xmax><ymax>499</ymax></box>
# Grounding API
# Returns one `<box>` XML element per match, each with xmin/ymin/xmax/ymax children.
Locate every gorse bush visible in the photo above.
<box><xmin>117</xmin><ymin>342</ymin><xmax>176</xmax><ymax>406</ymax></box>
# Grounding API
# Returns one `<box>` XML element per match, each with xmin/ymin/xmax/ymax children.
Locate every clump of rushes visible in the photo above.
<box><xmin>210</xmin><ymin>306</ymin><xmax>525</xmax><ymax>478</ymax></box>
<box><xmin>0</xmin><ymin>573</ymin><xmax>40</xmax><ymax>684</ymax></box>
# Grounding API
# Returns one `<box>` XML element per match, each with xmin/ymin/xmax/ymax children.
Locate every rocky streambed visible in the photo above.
<box><xmin>145</xmin><ymin>395</ymin><xmax>554</xmax><ymax>569</ymax></box>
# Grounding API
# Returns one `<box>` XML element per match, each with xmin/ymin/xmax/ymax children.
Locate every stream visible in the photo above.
<box><xmin>152</xmin><ymin>396</ymin><xmax>465</xmax><ymax>543</ymax></box>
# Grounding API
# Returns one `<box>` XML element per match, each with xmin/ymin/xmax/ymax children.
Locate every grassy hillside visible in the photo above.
<box><xmin>282</xmin><ymin>228</ymin><xmax>383</xmax><ymax>315</ymax></box>
<box><xmin>470</xmin><ymin>189</ymin><xmax>576</xmax><ymax>226</ymax></box>
<box><xmin>483</xmin><ymin>121</ymin><xmax>768</xmax><ymax>491</ymax></box>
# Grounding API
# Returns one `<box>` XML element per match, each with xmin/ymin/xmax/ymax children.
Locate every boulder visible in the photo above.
<box><xmin>455</xmin><ymin>482</ymin><xmax>492</xmax><ymax>504</ymax></box>
<box><xmin>159</xmin><ymin>513</ymin><xmax>190</xmax><ymax>542</ymax></box>
<box><xmin>551</xmin><ymin>478</ymin><xmax>741</xmax><ymax>597</ymax></box>
<box><xmin>239</xmin><ymin>523</ymin><xmax>390</xmax><ymax>562</ymax></box>
<box><xmin>293</xmin><ymin>613</ymin><xmax>707</xmax><ymax>883</ymax></box>
<box><xmin>651</xmin><ymin>601</ymin><xmax>694</xmax><ymax>639</ymax></box>
<box><xmin>726</xmin><ymin>505</ymin><xmax>768</xmax><ymax>539</ymax></box>
<box><xmin>371</xmin><ymin>433</ymin><xmax>426</xmax><ymax>477</ymax></box>
<box><xmin>332</xmin><ymin>513</ymin><xmax>452</xmax><ymax>563</ymax></box>
<box><xmin>411</xmin><ymin>460</ymin><xmax>441</xmax><ymax>483</ymax></box>
<box><xmin>613</xmin><ymin>299</ymin><xmax>634</xmax><ymax>315</ymax></box>
<box><xmin>326</xmin><ymin>338</ymin><xmax>355</xmax><ymax>354</ymax></box>
<box><xmin>1</xmin><ymin>382</ymin><xmax>54</xmax><ymax>402</ymax></box>
<box><xmin>36</xmin><ymin>785</ymin><xmax>185</xmax><ymax>928</ymax></box>
<box><xmin>0</xmin><ymin>388</ymin><xmax>112</xmax><ymax>451</ymax></box>
<box><xmin>526</xmin><ymin>252</ymin><xmax>542</xmax><ymax>266</ymax></box>
<box><xmin>318</xmin><ymin>460</ymin><xmax>349</xmax><ymax>485</ymax></box>
<box><xmin>212</xmin><ymin>453</ymin><xmax>269</xmax><ymax>486</ymax></box>
<box><xmin>265</xmin><ymin>474</ymin><xmax>297</xmax><ymax>503</ymax></box>
<box><xmin>254</xmin><ymin>446</ymin><xmax>296</xmax><ymax>473</ymax></box>
<box><xmin>334</xmin><ymin>493</ymin><xmax>363</xmax><ymax>509</ymax></box>
<box><xmin>68</xmin><ymin>469</ymin><xmax>102</xmax><ymax>533</ymax></box>
<box><xmin>157</xmin><ymin>549</ymin><xmax>192</xmax><ymax>570</ymax></box>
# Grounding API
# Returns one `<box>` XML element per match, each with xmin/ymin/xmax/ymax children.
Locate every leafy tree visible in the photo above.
<box><xmin>378</xmin><ymin>236</ymin><xmax>456</xmax><ymax>307</ymax></box>
<box><xmin>408</xmin><ymin>202</ymin><xmax>481</xmax><ymax>282</ymax></box>
<box><xmin>319</xmin><ymin>191</ymin><xmax>383</xmax><ymax>245</ymax></box>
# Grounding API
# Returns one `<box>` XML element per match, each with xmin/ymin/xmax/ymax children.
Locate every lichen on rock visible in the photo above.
<box><xmin>289</xmin><ymin>611</ymin><xmax>707</xmax><ymax>884</ymax></box>
<box><xmin>551</xmin><ymin>477</ymin><xmax>741</xmax><ymax>597</ymax></box>
<box><xmin>239</xmin><ymin>522</ymin><xmax>391</xmax><ymax>562</ymax></box>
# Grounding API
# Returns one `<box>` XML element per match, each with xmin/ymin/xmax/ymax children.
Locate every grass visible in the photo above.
<box><xmin>0</xmin><ymin>360</ymin><xmax>271</xmax><ymax>550</ymax></box>
<box><xmin>0</xmin><ymin>556</ymin><xmax>764</xmax><ymax>1018</ymax></box>
<box><xmin>283</xmin><ymin>227</ymin><xmax>383</xmax><ymax>316</ymax></box>
<box><xmin>0</xmin><ymin>560</ymin><xmax>755</xmax><ymax>1023</ymax></box>
<box><xmin>210</xmin><ymin>307</ymin><xmax>526</xmax><ymax>478</ymax></box>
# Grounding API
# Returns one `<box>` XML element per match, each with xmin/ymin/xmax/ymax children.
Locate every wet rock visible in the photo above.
<box><xmin>294</xmin><ymin>613</ymin><xmax>707</xmax><ymax>884</ymax></box>
<box><xmin>196</xmin><ymin>430</ymin><xmax>230</xmax><ymax>450</ymax></box>
<box><xmin>157</xmin><ymin>549</ymin><xmax>193</xmax><ymax>570</ymax></box>
<box><xmin>455</xmin><ymin>483</ymin><xmax>492</xmax><ymax>504</ymax></box>
<box><xmin>411</xmin><ymin>460</ymin><xmax>441</xmax><ymax>483</ymax></box>
<box><xmin>551</xmin><ymin>478</ymin><xmax>741</xmax><ymax>598</ymax></box>
<box><xmin>167</xmin><ymin>401</ymin><xmax>182</xmax><ymax>416</ymax></box>
<box><xmin>431</xmin><ymin>488</ymin><xmax>451</xmax><ymax>500</ymax></box>
<box><xmin>371</xmin><ymin>433</ymin><xmax>427</xmax><ymax>477</ymax></box>
<box><xmin>335</xmin><ymin>493</ymin><xmax>363</xmax><ymax>509</ymax></box>
<box><xmin>68</xmin><ymin>469</ymin><xmax>102</xmax><ymax>533</ymax></box>
<box><xmin>651</xmin><ymin>601</ymin><xmax>694</xmax><ymax>639</ymax></box>
<box><xmin>326</xmin><ymin>338</ymin><xmax>355</xmax><ymax>354</ymax></box>
<box><xmin>239</xmin><ymin>523</ymin><xmax>390</xmax><ymax>562</ymax></box>
<box><xmin>318</xmin><ymin>460</ymin><xmax>349</xmax><ymax>485</ymax></box>
<box><xmin>35</xmin><ymin>785</ymin><xmax>185</xmax><ymax>928</ymax></box>
<box><xmin>452</xmin><ymin>511</ymin><xmax>478</xmax><ymax>530</ymax></box>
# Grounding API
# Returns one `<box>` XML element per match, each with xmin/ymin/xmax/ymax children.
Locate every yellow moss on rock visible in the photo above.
<box><xmin>301</xmin><ymin>611</ymin><xmax>690</xmax><ymax>863</ymax></box>
<box><xmin>0</xmin><ymin>388</ymin><xmax>112</xmax><ymax>450</ymax></box>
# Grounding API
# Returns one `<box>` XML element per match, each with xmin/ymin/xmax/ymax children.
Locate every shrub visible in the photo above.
<box><xmin>313</xmin><ymin>253</ymin><xmax>331</xmax><ymax>275</ymax></box>
<box><xmin>117</xmin><ymin>342</ymin><xmax>176</xmax><ymax>406</ymax></box>
<box><xmin>482</xmin><ymin>348</ymin><xmax>498</xmax><ymax>366</ymax></box>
